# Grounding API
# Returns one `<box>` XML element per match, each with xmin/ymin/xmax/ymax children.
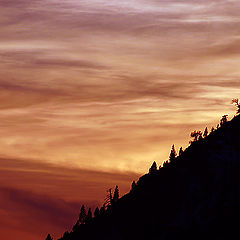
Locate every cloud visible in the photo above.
<box><xmin>0</xmin><ymin>188</ymin><xmax>85</xmax><ymax>240</ymax></box>
<box><xmin>0</xmin><ymin>186</ymin><xmax>80</xmax><ymax>235</ymax></box>
<box><xmin>204</xmin><ymin>39</ymin><xmax>240</xmax><ymax>58</ymax></box>
<box><xmin>0</xmin><ymin>157</ymin><xmax>139</xmax><ymax>239</ymax></box>
<box><xmin>0</xmin><ymin>157</ymin><xmax>139</xmax><ymax>198</ymax></box>
<box><xmin>0</xmin><ymin>49</ymin><xmax>108</xmax><ymax>70</ymax></box>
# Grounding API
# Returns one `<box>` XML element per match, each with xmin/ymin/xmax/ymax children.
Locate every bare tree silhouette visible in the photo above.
<box><xmin>190</xmin><ymin>130</ymin><xmax>202</xmax><ymax>143</ymax></box>
<box><xmin>220</xmin><ymin>115</ymin><xmax>228</xmax><ymax>127</ymax></box>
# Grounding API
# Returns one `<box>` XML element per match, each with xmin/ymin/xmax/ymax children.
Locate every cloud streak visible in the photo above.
<box><xmin>0</xmin><ymin>157</ymin><xmax>138</xmax><ymax>239</ymax></box>
<box><xmin>0</xmin><ymin>0</ymin><xmax>239</xmax><ymax>172</ymax></box>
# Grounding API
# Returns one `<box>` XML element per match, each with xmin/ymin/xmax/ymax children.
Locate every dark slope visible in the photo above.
<box><xmin>59</xmin><ymin>115</ymin><xmax>240</xmax><ymax>240</ymax></box>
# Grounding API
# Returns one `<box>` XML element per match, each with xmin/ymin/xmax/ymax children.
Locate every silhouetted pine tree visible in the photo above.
<box><xmin>179</xmin><ymin>147</ymin><xmax>183</xmax><ymax>156</ymax></box>
<box><xmin>163</xmin><ymin>160</ymin><xmax>168</xmax><ymax>167</ymax></box>
<box><xmin>203</xmin><ymin>127</ymin><xmax>208</xmax><ymax>138</ymax></box>
<box><xmin>85</xmin><ymin>208</ymin><xmax>93</xmax><ymax>223</ymax></box>
<box><xmin>46</xmin><ymin>234</ymin><xmax>53</xmax><ymax>240</ymax></box>
<box><xmin>169</xmin><ymin>144</ymin><xmax>177</xmax><ymax>163</ymax></box>
<box><xmin>79</xmin><ymin>205</ymin><xmax>87</xmax><ymax>224</ymax></box>
<box><xmin>100</xmin><ymin>204</ymin><xmax>106</xmax><ymax>215</ymax></box>
<box><xmin>149</xmin><ymin>161</ymin><xmax>157</xmax><ymax>174</ymax></box>
<box><xmin>131</xmin><ymin>181</ymin><xmax>137</xmax><ymax>191</ymax></box>
<box><xmin>94</xmin><ymin>207</ymin><xmax>100</xmax><ymax>218</ymax></box>
<box><xmin>105</xmin><ymin>188</ymin><xmax>113</xmax><ymax>207</ymax></box>
<box><xmin>113</xmin><ymin>185</ymin><xmax>119</xmax><ymax>203</ymax></box>
<box><xmin>211</xmin><ymin>127</ymin><xmax>215</xmax><ymax>133</ymax></box>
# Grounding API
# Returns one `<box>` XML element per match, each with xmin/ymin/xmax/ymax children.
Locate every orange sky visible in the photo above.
<box><xmin>0</xmin><ymin>0</ymin><xmax>240</xmax><ymax>239</ymax></box>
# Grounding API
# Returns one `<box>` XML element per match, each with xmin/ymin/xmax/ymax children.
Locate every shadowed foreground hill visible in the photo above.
<box><xmin>57</xmin><ymin>115</ymin><xmax>240</xmax><ymax>240</ymax></box>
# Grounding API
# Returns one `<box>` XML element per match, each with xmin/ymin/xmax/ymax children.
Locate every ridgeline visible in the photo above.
<box><xmin>47</xmin><ymin>108</ymin><xmax>240</xmax><ymax>240</ymax></box>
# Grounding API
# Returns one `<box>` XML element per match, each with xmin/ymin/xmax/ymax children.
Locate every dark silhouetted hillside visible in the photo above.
<box><xmin>55</xmin><ymin>114</ymin><xmax>240</xmax><ymax>240</ymax></box>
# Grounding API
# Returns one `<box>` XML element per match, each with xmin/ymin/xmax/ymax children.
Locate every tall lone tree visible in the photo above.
<box><xmin>79</xmin><ymin>205</ymin><xmax>87</xmax><ymax>224</ymax></box>
<box><xmin>169</xmin><ymin>144</ymin><xmax>177</xmax><ymax>163</ymax></box>
<box><xmin>46</xmin><ymin>234</ymin><xmax>53</xmax><ymax>240</ymax></box>
<box><xmin>149</xmin><ymin>161</ymin><xmax>157</xmax><ymax>174</ymax></box>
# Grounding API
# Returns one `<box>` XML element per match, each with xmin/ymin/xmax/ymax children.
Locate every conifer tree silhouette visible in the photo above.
<box><xmin>169</xmin><ymin>144</ymin><xmax>177</xmax><ymax>163</ymax></box>
<box><xmin>163</xmin><ymin>160</ymin><xmax>168</xmax><ymax>167</ymax></box>
<box><xmin>113</xmin><ymin>185</ymin><xmax>119</xmax><ymax>202</ymax></box>
<box><xmin>131</xmin><ymin>180</ymin><xmax>137</xmax><ymax>191</ymax></box>
<box><xmin>100</xmin><ymin>205</ymin><xmax>105</xmax><ymax>215</ymax></box>
<box><xmin>203</xmin><ymin>127</ymin><xmax>208</xmax><ymax>138</ymax></box>
<box><xmin>79</xmin><ymin>205</ymin><xmax>87</xmax><ymax>224</ymax></box>
<box><xmin>149</xmin><ymin>161</ymin><xmax>157</xmax><ymax>173</ymax></box>
<box><xmin>46</xmin><ymin>234</ymin><xmax>53</xmax><ymax>240</ymax></box>
<box><xmin>94</xmin><ymin>207</ymin><xmax>100</xmax><ymax>218</ymax></box>
<box><xmin>85</xmin><ymin>208</ymin><xmax>93</xmax><ymax>223</ymax></box>
<box><xmin>105</xmin><ymin>188</ymin><xmax>113</xmax><ymax>207</ymax></box>
<box><xmin>179</xmin><ymin>147</ymin><xmax>183</xmax><ymax>156</ymax></box>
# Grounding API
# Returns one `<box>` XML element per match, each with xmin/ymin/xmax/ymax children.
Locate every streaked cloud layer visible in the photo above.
<box><xmin>0</xmin><ymin>157</ymin><xmax>138</xmax><ymax>239</ymax></box>
<box><xmin>0</xmin><ymin>0</ymin><xmax>240</xmax><ymax>239</ymax></box>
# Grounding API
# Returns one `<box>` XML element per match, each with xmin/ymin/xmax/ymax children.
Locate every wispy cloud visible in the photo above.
<box><xmin>0</xmin><ymin>157</ymin><xmax>138</xmax><ymax>238</ymax></box>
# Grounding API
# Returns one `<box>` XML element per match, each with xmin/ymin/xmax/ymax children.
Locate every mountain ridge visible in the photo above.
<box><xmin>52</xmin><ymin>114</ymin><xmax>240</xmax><ymax>240</ymax></box>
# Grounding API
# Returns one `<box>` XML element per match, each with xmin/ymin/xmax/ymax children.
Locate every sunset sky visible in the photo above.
<box><xmin>1</xmin><ymin>0</ymin><xmax>240</xmax><ymax>239</ymax></box>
